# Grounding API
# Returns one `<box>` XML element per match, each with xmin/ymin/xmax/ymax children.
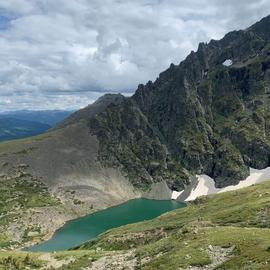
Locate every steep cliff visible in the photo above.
<box><xmin>87</xmin><ymin>15</ymin><xmax>270</xmax><ymax>189</ymax></box>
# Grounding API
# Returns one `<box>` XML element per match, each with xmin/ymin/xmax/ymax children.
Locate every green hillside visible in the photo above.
<box><xmin>75</xmin><ymin>181</ymin><xmax>270</xmax><ymax>270</ymax></box>
<box><xmin>1</xmin><ymin>181</ymin><xmax>270</xmax><ymax>269</ymax></box>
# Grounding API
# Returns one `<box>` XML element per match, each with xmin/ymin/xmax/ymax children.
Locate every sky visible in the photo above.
<box><xmin>0</xmin><ymin>0</ymin><xmax>270</xmax><ymax>111</ymax></box>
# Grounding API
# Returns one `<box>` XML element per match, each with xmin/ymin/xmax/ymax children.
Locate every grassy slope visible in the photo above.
<box><xmin>77</xmin><ymin>181</ymin><xmax>270</xmax><ymax>269</ymax></box>
<box><xmin>0</xmin><ymin>250</ymin><xmax>107</xmax><ymax>270</ymax></box>
<box><xmin>0</xmin><ymin>175</ymin><xmax>60</xmax><ymax>248</ymax></box>
<box><xmin>1</xmin><ymin>181</ymin><xmax>270</xmax><ymax>269</ymax></box>
<box><xmin>0</xmin><ymin>132</ymin><xmax>51</xmax><ymax>152</ymax></box>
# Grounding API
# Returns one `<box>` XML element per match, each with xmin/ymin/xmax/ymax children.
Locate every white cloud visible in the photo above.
<box><xmin>0</xmin><ymin>0</ymin><xmax>270</xmax><ymax>111</ymax></box>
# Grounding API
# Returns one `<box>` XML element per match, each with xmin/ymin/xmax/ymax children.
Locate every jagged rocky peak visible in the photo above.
<box><xmin>248</xmin><ymin>14</ymin><xmax>270</xmax><ymax>41</ymax></box>
<box><xmin>183</xmin><ymin>15</ymin><xmax>270</xmax><ymax>73</ymax></box>
<box><xmin>86</xmin><ymin>15</ymin><xmax>270</xmax><ymax>190</ymax></box>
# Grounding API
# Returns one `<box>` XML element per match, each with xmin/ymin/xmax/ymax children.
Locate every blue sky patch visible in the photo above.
<box><xmin>0</xmin><ymin>15</ymin><xmax>11</xmax><ymax>30</ymax></box>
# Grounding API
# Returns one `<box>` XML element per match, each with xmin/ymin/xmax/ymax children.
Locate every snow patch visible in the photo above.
<box><xmin>171</xmin><ymin>190</ymin><xmax>184</xmax><ymax>200</ymax></box>
<box><xmin>185</xmin><ymin>167</ymin><xmax>270</xmax><ymax>201</ymax></box>
<box><xmin>222</xmin><ymin>59</ymin><xmax>233</xmax><ymax>67</ymax></box>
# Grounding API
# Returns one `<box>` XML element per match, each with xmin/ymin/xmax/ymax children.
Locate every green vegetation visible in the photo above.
<box><xmin>0</xmin><ymin>250</ymin><xmax>108</xmax><ymax>270</ymax></box>
<box><xmin>0</xmin><ymin>177</ymin><xmax>58</xmax><ymax>225</ymax></box>
<box><xmin>55</xmin><ymin>250</ymin><xmax>106</xmax><ymax>270</ymax></box>
<box><xmin>0</xmin><ymin>174</ymin><xmax>60</xmax><ymax>248</ymax></box>
<box><xmin>0</xmin><ymin>252</ymin><xmax>43</xmax><ymax>270</ymax></box>
<box><xmin>0</xmin><ymin>132</ymin><xmax>51</xmax><ymax>153</ymax></box>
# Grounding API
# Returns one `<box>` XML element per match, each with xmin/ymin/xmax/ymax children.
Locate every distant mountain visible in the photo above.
<box><xmin>0</xmin><ymin>118</ymin><xmax>50</xmax><ymax>142</ymax></box>
<box><xmin>0</xmin><ymin>110</ymin><xmax>74</xmax><ymax>126</ymax></box>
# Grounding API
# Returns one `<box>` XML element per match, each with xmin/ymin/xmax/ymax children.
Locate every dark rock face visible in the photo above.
<box><xmin>80</xmin><ymin>15</ymin><xmax>270</xmax><ymax>190</ymax></box>
<box><xmin>88</xmin><ymin>99</ymin><xmax>189</xmax><ymax>190</ymax></box>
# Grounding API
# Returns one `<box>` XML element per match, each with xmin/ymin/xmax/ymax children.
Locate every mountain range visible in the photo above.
<box><xmin>1</xmin><ymin>14</ymin><xmax>270</xmax><ymax>256</ymax></box>
<box><xmin>0</xmin><ymin>110</ymin><xmax>73</xmax><ymax>142</ymax></box>
<box><xmin>0</xmin><ymin>110</ymin><xmax>74</xmax><ymax>126</ymax></box>
<box><xmin>0</xmin><ymin>118</ymin><xmax>50</xmax><ymax>142</ymax></box>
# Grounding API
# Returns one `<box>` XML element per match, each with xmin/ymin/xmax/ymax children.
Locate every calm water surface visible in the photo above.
<box><xmin>28</xmin><ymin>198</ymin><xmax>186</xmax><ymax>252</ymax></box>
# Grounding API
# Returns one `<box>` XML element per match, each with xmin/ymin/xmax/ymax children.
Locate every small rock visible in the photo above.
<box><xmin>18</xmin><ymin>163</ymin><xmax>29</xmax><ymax>168</ymax></box>
<box><xmin>15</xmin><ymin>172</ymin><xmax>24</xmax><ymax>178</ymax></box>
<box><xmin>28</xmin><ymin>231</ymin><xmax>39</xmax><ymax>237</ymax></box>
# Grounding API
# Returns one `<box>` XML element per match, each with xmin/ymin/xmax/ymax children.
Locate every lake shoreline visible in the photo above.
<box><xmin>20</xmin><ymin>196</ymin><xmax>135</xmax><ymax>251</ymax></box>
<box><xmin>21</xmin><ymin>181</ymin><xmax>175</xmax><ymax>251</ymax></box>
<box><xmin>21</xmin><ymin>166</ymin><xmax>270</xmax><ymax>252</ymax></box>
<box><xmin>26</xmin><ymin>198</ymin><xmax>186</xmax><ymax>252</ymax></box>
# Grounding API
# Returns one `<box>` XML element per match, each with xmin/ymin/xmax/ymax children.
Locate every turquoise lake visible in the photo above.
<box><xmin>28</xmin><ymin>198</ymin><xmax>186</xmax><ymax>252</ymax></box>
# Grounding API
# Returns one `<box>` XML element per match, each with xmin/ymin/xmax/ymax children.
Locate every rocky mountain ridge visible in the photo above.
<box><xmin>1</xmin><ymin>15</ymin><xmax>270</xmax><ymax>196</ymax></box>
<box><xmin>82</xmin><ymin>14</ymin><xmax>270</xmax><ymax>190</ymax></box>
<box><xmin>1</xmin><ymin>15</ymin><xmax>270</xmax><ymax>205</ymax></box>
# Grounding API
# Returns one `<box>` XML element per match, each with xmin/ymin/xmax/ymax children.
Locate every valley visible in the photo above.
<box><xmin>0</xmin><ymin>111</ymin><xmax>73</xmax><ymax>142</ymax></box>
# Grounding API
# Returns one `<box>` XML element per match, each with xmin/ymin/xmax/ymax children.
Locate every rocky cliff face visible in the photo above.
<box><xmin>86</xmin><ymin>15</ymin><xmax>270</xmax><ymax>190</ymax></box>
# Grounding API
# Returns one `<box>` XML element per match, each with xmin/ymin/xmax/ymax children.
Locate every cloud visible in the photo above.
<box><xmin>0</xmin><ymin>0</ymin><xmax>270</xmax><ymax>111</ymax></box>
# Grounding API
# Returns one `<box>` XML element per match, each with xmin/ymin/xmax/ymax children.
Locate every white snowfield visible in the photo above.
<box><xmin>223</xmin><ymin>59</ymin><xmax>233</xmax><ymax>66</ymax></box>
<box><xmin>171</xmin><ymin>190</ymin><xmax>184</xmax><ymax>200</ymax></box>
<box><xmin>184</xmin><ymin>167</ymin><xmax>270</xmax><ymax>201</ymax></box>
